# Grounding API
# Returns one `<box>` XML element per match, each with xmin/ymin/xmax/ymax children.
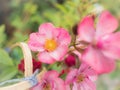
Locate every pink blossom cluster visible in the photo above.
<box><xmin>25</xmin><ymin>11</ymin><xmax>120</xmax><ymax>90</ymax></box>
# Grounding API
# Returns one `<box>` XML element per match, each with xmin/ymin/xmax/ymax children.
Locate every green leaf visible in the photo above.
<box><xmin>14</xmin><ymin>32</ymin><xmax>28</xmax><ymax>42</ymax></box>
<box><xmin>11</xmin><ymin>17</ymin><xmax>24</xmax><ymax>29</ymax></box>
<box><xmin>51</xmin><ymin>62</ymin><xmax>63</xmax><ymax>72</ymax></box>
<box><xmin>54</xmin><ymin>3</ymin><xmax>68</xmax><ymax>13</ymax></box>
<box><xmin>24</xmin><ymin>2</ymin><xmax>38</xmax><ymax>14</ymax></box>
<box><xmin>0</xmin><ymin>66</ymin><xmax>17</xmax><ymax>82</ymax></box>
<box><xmin>0</xmin><ymin>25</ymin><xmax>6</xmax><ymax>47</ymax></box>
<box><xmin>0</xmin><ymin>49</ymin><xmax>14</xmax><ymax>66</ymax></box>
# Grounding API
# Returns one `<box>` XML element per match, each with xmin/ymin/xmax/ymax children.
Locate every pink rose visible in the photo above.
<box><xmin>31</xmin><ymin>70</ymin><xmax>66</xmax><ymax>90</ymax></box>
<box><xmin>28</xmin><ymin>23</ymin><xmax>71</xmax><ymax>64</ymax></box>
<box><xmin>65</xmin><ymin>63</ymin><xmax>97</xmax><ymax>90</ymax></box>
<box><xmin>78</xmin><ymin>11</ymin><xmax>119</xmax><ymax>74</ymax></box>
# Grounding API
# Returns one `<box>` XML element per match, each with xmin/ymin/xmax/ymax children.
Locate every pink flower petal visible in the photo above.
<box><xmin>65</xmin><ymin>84</ymin><xmax>70</xmax><ymax>90</ymax></box>
<box><xmin>73</xmin><ymin>50</ymin><xmax>81</xmax><ymax>60</ymax></box>
<box><xmin>49</xmin><ymin>45</ymin><xmax>68</xmax><ymax>61</ymax></box>
<box><xmin>82</xmin><ymin>46</ymin><xmax>116</xmax><ymax>74</ymax></box>
<box><xmin>38</xmin><ymin>51</ymin><xmax>55</xmax><ymax>64</ymax></box>
<box><xmin>44</xmin><ymin>70</ymin><xmax>59</xmax><ymax>80</ymax></box>
<box><xmin>78</xmin><ymin>62</ymin><xmax>89</xmax><ymax>73</ymax></box>
<box><xmin>98</xmin><ymin>32</ymin><xmax>120</xmax><ymax>59</ymax></box>
<box><xmin>38</xmin><ymin>23</ymin><xmax>54</xmax><ymax>39</ymax></box>
<box><xmin>102</xmin><ymin>47</ymin><xmax>120</xmax><ymax>60</ymax></box>
<box><xmin>31</xmin><ymin>83</ymin><xmax>43</xmax><ymax>90</ymax></box>
<box><xmin>28</xmin><ymin>32</ymin><xmax>45</xmax><ymax>52</ymax></box>
<box><xmin>65</xmin><ymin>69</ymin><xmax>78</xmax><ymax>84</ymax></box>
<box><xmin>31</xmin><ymin>71</ymin><xmax>65</xmax><ymax>90</ymax></box>
<box><xmin>78</xmin><ymin>63</ymin><xmax>97</xmax><ymax>81</ymax></box>
<box><xmin>78</xmin><ymin>16</ymin><xmax>95</xmax><ymax>42</ymax></box>
<box><xmin>56</xmin><ymin>28</ymin><xmax>71</xmax><ymax>45</ymax></box>
<box><xmin>96</xmin><ymin>11</ymin><xmax>118</xmax><ymax>37</ymax></box>
<box><xmin>52</xmin><ymin>28</ymin><xmax>60</xmax><ymax>38</ymax></box>
<box><xmin>53</xmin><ymin>78</ymin><xmax>66</xmax><ymax>90</ymax></box>
<box><xmin>73</xmin><ymin>83</ymin><xmax>79</xmax><ymax>90</ymax></box>
<box><xmin>81</xmin><ymin>78</ymin><xmax>96</xmax><ymax>90</ymax></box>
<box><xmin>84</xmin><ymin>68</ymin><xmax>97</xmax><ymax>82</ymax></box>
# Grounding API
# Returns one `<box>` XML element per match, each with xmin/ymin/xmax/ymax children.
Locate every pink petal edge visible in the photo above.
<box><xmin>38</xmin><ymin>51</ymin><xmax>55</xmax><ymax>64</ymax></box>
<box><xmin>28</xmin><ymin>32</ymin><xmax>45</xmax><ymax>52</ymax></box>
<box><xmin>49</xmin><ymin>45</ymin><xmax>68</xmax><ymax>61</ymax></box>
<box><xmin>38</xmin><ymin>23</ymin><xmax>54</xmax><ymax>39</ymax></box>
<box><xmin>96</xmin><ymin>11</ymin><xmax>118</xmax><ymax>38</ymax></box>
<box><xmin>78</xmin><ymin>16</ymin><xmax>95</xmax><ymax>42</ymax></box>
<box><xmin>82</xmin><ymin>46</ymin><xmax>116</xmax><ymax>74</ymax></box>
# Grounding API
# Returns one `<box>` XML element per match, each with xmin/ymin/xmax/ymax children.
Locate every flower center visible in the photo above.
<box><xmin>76</xmin><ymin>74</ymin><xmax>85</xmax><ymax>83</ymax></box>
<box><xmin>44</xmin><ymin>39</ymin><xmax>57</xmax><ymax>52</ymax></box>
<box><xmin>43</xmin><ymin>82</ymin><xmax>51</xmax><ymax>90</ymax></box>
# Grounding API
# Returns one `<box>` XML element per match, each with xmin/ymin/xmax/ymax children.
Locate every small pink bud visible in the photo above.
<box><xmin>65</xmin><ymin>54</ymin><xmax>76</xmax><ymax>67</ymax></box>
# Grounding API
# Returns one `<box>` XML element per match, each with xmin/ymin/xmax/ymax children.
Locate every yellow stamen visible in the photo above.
<box><xmin>76</xmin><ymin>74</ymin><xmax>85</xmax><ymax>83</ymax></box>
<box><xmin>43</xmin><ymin>83</ymin><xmax>51</xmax><ymax>90</ymax></box>
<box><xmin>44</xmin><ymin>39</ymin><xmax>57</xmax><ymax>52</ymax></box>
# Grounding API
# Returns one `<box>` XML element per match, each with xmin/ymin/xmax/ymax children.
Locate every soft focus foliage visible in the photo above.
<box><xmin>0</xmin><ymin>0</ymin><xmax>120</xmax><ymax>90</ymax></box>
<box><xmin>0</xmin><ymin>25</ymin><xmax>6</xmax><ymax>47</ymax></box>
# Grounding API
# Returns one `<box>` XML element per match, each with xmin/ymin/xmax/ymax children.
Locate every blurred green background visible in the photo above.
<box><xmin>0</xmin><ymin>0</ymin><xmax>120</xmax><ymax>90</ymax></box>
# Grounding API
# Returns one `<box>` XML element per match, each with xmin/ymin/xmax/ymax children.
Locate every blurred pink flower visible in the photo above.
<box><xmin>31</xmin><ymin>70</ymin><xmax>66</xmax><ymax>90</ymax></box>
<box><xmin>78</xmin><ymin>11</ymin><xmax>119</xmax><ymax>74</ymax></box>
<box><xmin>65</xmin><ymin>63</ymin><xmax>97</xmax><ymax>90</ymax></box>
<box><xmin>28</xmin><ymin>23</ymin><xmax>71</xmax><ymax>64</ymax></box>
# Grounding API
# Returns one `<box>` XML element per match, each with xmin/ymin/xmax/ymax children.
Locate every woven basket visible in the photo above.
<box><xmin>0</xmin><ymin>42</ymin><xmax>42</xmax><ymax>90</ymax></box>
